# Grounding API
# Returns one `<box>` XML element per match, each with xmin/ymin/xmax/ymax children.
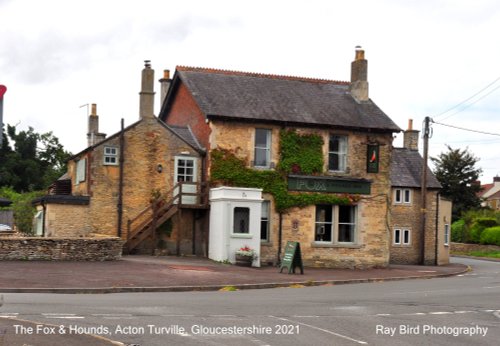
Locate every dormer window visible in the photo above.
<box><xmin>254</xmin><ymin>128</ymin><xmax>271</xmax><ymax>168</ymax></box>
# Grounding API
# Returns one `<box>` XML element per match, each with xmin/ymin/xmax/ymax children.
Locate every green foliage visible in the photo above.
<box><xmin>210</xmin><ymin>143</ymin><xmax>357</xmax><ymax>212</ymax></box>
<box><xmin>479</xmin><ymin>226</ymin><xmax>500</xmax><ymax>246</ymax></box>
<box><xmin>0</xmin><ymin>186</ymin><xmax>44</xmax><ymax>234</ymax></box>
<box><xmin>278</xmin><ymin>130</ymin><xmax>324</xmax><ymax>174</ymax></box>
<box><xmin>451</xmin><ymin>219</ymin><xmax>466</xmax><ymax>243</ymax></box>
<box><xmin>0</xmin><ymin>124</ymin><xmax>71</xmax><ymax>192</ymax></box>
<box><xmin>469</xmin><ymin>217</ymin><xmax>498</xmax><ymax>243</ymax></box>
<box><xmin>431</xmin><ymin>145</ymin><xmax>482</xmax><ymax>221</ymax></box>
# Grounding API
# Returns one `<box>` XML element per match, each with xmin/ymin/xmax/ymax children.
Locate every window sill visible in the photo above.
<box><xmin>311</xmin><ymin>242</ymin><xmax>362</xmax><ymax>249</ymax></box>
<box><xmin>231</xmin><ymin>233</ymin><xmax>252</xmax><ymax>239</ymax></box>
<box><xmin>260</xmin><ymin>241</ymin><xmax>273</xmax><ymax>247</ymax></box>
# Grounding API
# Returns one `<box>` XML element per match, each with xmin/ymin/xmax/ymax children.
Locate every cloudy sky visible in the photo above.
<box><xmin>1</xmin><ymin>0</ymin><xmax>499</xmax><ymax>182</ymax></box>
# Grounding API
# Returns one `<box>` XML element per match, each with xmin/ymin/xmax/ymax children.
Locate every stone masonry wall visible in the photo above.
<box><xmin>451</xmin><ymin>242</ymin><xmax>500</xmax><ymax>253</ymax></box>
<box><xmin>0</xmin><ymin>238</ymin><xmax>123</xmax><ymax>261</ymax></box>
<box><xmin>40</xmin><ymin>204</ymin><xmax>92</xmax><ymax>238</ymax></box>
<box><xmin>212</xmin><ymin>121</ymin><xmax>394</xmax><ymax>268</ymax></box>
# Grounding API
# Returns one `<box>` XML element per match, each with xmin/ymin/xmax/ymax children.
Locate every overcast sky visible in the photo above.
<box><xmin>1</xmin><ymin>0</ymin><xmax>499</xmax><ymax>182</ymax></box>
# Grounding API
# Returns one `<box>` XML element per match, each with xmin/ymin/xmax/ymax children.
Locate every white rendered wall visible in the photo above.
<box><xmin>209</xmin><ymin>187</ymin><xmax>263</xmax><ymax>267</ymax></box>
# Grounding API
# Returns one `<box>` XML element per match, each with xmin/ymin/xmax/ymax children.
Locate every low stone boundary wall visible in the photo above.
<box><xmin>0</xmin><ymin>237</ymin><xmax>124</xmax><ymax>261</ymax></box>
<box><xmin>451</xmin><ymin>242</ymin><xmax>500</xmax><ymax>253</ymax></box>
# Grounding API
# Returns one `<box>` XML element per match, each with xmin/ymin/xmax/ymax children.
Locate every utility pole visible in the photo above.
<box><xmin>0</xmin><ymin>85</ymin><xmax>6</xmax><ymax>146</ymax></box>
<box><xmin>420</xmin><ymin>116</ymin><xmax>431</xmax><ymax>265</ymax></box>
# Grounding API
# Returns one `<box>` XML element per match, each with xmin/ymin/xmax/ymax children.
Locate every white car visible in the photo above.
<box><xmin>0</xmin><ymin>224</ymin><xmax>12</xmax><ymax>232</ymax></box>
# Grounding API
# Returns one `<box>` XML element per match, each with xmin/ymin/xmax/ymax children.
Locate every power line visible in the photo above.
<box><xmin>433</xmin><ymin>75</ymin><xmax>500</xmax><ymax>120</ymax></box>
<box><xmin>432</xmin><ymin>119</ymin><xmax>500</xmax><ymax>137</ymax></box>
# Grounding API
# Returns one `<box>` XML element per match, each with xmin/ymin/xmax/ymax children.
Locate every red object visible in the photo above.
<box><xmin>370</xmin><ymin>150</ymin><xmax>377</xmax><ymax>162</ymax></box>
<box><xmin>0</xmin><ymin>85</ymin><xmax>6</xmax><ymax>98</ymax></box>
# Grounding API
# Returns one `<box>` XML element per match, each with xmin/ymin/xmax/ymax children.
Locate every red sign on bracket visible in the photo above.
<box><xmin>0</xmin><ymin>85</ymin><xmax>6</xmax><ymax>98</ymax></box>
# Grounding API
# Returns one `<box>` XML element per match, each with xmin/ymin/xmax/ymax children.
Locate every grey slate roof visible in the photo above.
<box><xmin>161</xmin><ymin>123</ymin><xmax>205</xmax><ymax>153</ymax></box>
<box><xmin>391</xmin><ymin>148</ymin><xmax>441</xmax><ymax>189</ymax></box>
<box><xmin>169</xmin><ymin>67</ymin><xmax>401</xmax><ymax>132</ymax></box>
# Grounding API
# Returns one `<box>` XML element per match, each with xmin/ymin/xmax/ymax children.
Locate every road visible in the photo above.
<box><xmin>0</xmin><ymin>257</ymin><xmax>499</xmax><ymax>346</ymax></box>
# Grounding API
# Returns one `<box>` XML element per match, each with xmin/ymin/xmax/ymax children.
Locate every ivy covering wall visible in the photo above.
<box><xmin>210</xmin><ymin>129</ymin><xmax>359</xmax><ymax>212</ymax></box>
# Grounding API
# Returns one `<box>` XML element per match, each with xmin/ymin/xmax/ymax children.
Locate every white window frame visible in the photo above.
<box><xmin>393</xmin><ymin>228</ymin><xmax>411</xmax><ymax>245</ymax></box>
<box><xmin>75</xmin><ymin>158</ymin><xmax>86</xmax><ymax>184</ymax></box>
<box><xmin>394</xmin><ymin>188</ymin><xmax>412</xmax><ymax>204</ymax></box>
<box><xmin>254</xmin><ymin>128</ymin><xmax>271</xmax><ymax>168</ymax></box>
<box><xmin>314</xmin><ymin>205</ymin><xmax>357</xmax><ymax>245</ymax></box>
<box><xmin>260</xmin><ymin>200</ymin><xmax>270</xmax><ymax>242</ymax></box>
<box><xmin>103</xmin><ymin>146</ymin><xmax>119</xmax><ymax>166</ymax></box>
<box><xmin>444</xmin><ymin>224</ymin><xmax>450</xmax><ymax>246</ymax></box>
<box><xmin>174</xmin><ymin>156</ymin><xmax>197</xmax><ymax>183</ymax></box>
<box><xmin>328</xmin><ymin>135</ymin><xmax>348</xmax><ymax>172</ymax></box>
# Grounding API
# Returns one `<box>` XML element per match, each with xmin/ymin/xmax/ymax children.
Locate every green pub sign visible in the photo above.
<box><xmin>367</xmin><ymin>144</ymin><xmax>379</xmax><ymax>173</ymax></box>
<box><xmin>288</xmin><ymin>176</ymin><xmax>371</xmax><ymax>195</ymax></box>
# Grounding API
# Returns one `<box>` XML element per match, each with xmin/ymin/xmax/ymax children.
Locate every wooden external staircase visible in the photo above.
<box><xmin>124</xmin><ymin>182</ymin><xmax>209</xmax><ymax>254</ymax></box>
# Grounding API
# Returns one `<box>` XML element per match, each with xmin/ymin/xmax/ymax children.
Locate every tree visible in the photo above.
<box><xmin>431</xmin><ymin>145</ymin><xmax>482</xmax><ymax>221</ymax></box>
<box><xmin>0</xmin><ymin>124</ymin><xmax>71</xmax><ymax>192</ymax></box>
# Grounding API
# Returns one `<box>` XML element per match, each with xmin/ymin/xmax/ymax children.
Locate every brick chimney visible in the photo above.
<box><xmin>87</xmin><ymin>104</ymin><xmax>106</xmax><ymax>147</ymax></box>
<box><xmin>139</xmin><ymin>60</ymin><xmax>155</xmax><ymax>119</ymax></box>
<box><xmin>403</xmin><ymin>119</ymin><xmax>419</xmax><ymax>151</ymax></box>
<box><xmin>349</xmin><ymin>46</ymin><xmax>369</xmax><ymax>102</ymax></box>
<box><xmin>158</xmin><ymin>69</ymin><xmax>171</xmax><ymax>109</ymax></box>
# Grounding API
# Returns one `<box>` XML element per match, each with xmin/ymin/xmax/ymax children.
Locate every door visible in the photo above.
<box><xmin>174</xmin><ymin>156</ymin><xmax>197</xmax><ymax>205</ymax></box>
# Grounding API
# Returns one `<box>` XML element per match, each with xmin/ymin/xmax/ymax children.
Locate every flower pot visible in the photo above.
<box><xmin>235</xmin><ymin>254</ymin><xmax>253</xmax><ymax>267</ymax></box>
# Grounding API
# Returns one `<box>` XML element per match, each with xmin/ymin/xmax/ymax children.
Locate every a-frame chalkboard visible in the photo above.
<box><xmin>279</xmin><ymin>241</ymin><xmax>304</xmax><ymax>274</ymax></box>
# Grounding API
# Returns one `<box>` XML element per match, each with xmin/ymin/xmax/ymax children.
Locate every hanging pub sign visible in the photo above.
<box><xmin>279</xmin><ymin>241</ymin><xmax>304</xmax><ymax>274</ymax></box>
<box><xmin>366</xmin><ymin>144</ymin><xmax>379</xmax><ymax>173</ymax></box>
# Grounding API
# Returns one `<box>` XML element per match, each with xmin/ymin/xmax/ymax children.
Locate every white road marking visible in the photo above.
<box><xmin>429</xmin><ymin>312</ymin><xmax>453</xmax><ymax>315</ymax></box>
<box><xmin>91</xmin><ymin>313</ymin><xmax>134</xmax><ymax>319</ymax></box>
<box><xmin>483</xmin><ymin>286</ymin><xmax>500</xmax><ymax>289</ymax></box>
<box><xmin>42</xmin><ymin>313</ymin><xmax>85</xmax><ymax>319</ymax></box>
<box><xmin>270</xmin><ymin>316</ymin><xmax>368</xmax><ymax>345</ymax></box>
<box><xmin>0</xmin><ymin>313</ymin><xmax>19</xmax><ymax>318</ymax></box>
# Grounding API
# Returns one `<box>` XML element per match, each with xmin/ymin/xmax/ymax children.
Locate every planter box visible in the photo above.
<box><xmin>235</xmin><ymin>254</ymin><xmax>253</xmax><ymax>267</ymax></box>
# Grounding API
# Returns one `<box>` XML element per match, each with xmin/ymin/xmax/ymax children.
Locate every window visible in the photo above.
<box><xmin>315</xmin><ymin>205</ymin><xmax>357</xmax><ymax>244</ymax></box>
<box><xmin>75</xmin><ymin>158</ymin><xmax>86</xmax><ymax>184</ymax></box>
<box><xmin>328</xmin><ymin>135</ymin><xmax>348</xmax><ymax>172</ymax></box>
<box><xmin>394</xmin><ymin>189</ymin><xmax>412</xmax><ymax>204</ymax></box>
<box><xmin>260</xmin><ymin>201</ymin><xmax>270</xmax><ymax>242</ymax></box>
<box><xmin>254</xmin><ymin>129</ymin><xmax>271</xmax><ymax>168</ymax></box>
<box><xmin>394</xmin><ymin>228</ymin><xmax>411</xmax><ymax>245</ymax></box>
<box><xmin>233</xmin><ymin>207</ymin><xmax>250</xmax><ymax>234</ymax></box>
<box><xmin>444</xmin><ymin>224</ymin><xmax>450</xmax><ymax>245</ymax></box>
<box><xmin>338</xmin><ymin>205</ymin><xmax>356</xmax><ymax>243</ymax></box>
<box><xmin>103</xmin><ymin>146</ymin><xmax>118</xmax><ymax>165</ymax></box>
<box><xmin>176</xmin><ymin>157</ymin><xmax>195</xmax><ymax>182</ymax></box>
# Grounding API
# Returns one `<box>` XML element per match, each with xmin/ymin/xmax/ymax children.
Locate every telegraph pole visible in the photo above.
<box><xmin>0</xmin><ymin>85</ymin><xmax>6</xmax><ymax>146</ymax></box>
<box><xmin>420</xmin><ymin>116</ymin><xmax>431</xmax><ymax>265</ymax></box>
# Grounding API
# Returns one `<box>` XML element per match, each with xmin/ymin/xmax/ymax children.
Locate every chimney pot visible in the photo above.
<box><xmin>90</xmin><ymin>103</ymin><xmax>97</xmax><ymax>116</ymax></box>
<box><xmin>408</xmin><ymin>119</ymin><xmax>413</xmax><ymax>131</ymax></box>
<box><xmin>355</xmin><ymin>46</ymin><xmax>365</xmax><ymax>60</ymax></box>
<box><xmin>164</xmin><ymin>69</ymin><xmax>170</xmax><ymax>79</ymax></box>
<box><xmin>159</xmin><ymin>69</ymin><xmax>172</xmax><ymax>109</ymax></box>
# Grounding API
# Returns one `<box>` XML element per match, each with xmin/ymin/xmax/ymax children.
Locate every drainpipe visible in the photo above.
<box><xmin>435</xmin><ymin>192</ymin><xmax>440</xmax><ymax>265</ymax></box>
<box><xmin>117</xmin><ymin>118</ymin><xmax>125</xmax><ymax>238</ymax></box>
<box><xmin>42</xmin><ymin>199</ymin><xmax>46</xmax><ymax>237</ymax></box>
<box><xmin>277</xmin><ymin>212</ymin><xmax>283</xmax><ymax>265</ymax></box>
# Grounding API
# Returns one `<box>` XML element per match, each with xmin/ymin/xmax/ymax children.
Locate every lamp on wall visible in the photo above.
<box><xmin>157</xmin><ymin>164</ymin><xmax>163</xmax><ymax>173</ymax></box>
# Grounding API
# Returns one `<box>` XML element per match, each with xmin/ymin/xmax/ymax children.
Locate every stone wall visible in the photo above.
<box><xmin>40</xmin><ymin>203</ymin><xmax>91</xmax><ymax>238</ymax></box>
<box><xmin>0</xmin><ymin>237</ymin><xmax>123</xmax><ymax>261</ymax></box>
<box><xmin>451</xmin><ymin>242</ymin><xmax>500</xmax><ymax>253</ymax></box>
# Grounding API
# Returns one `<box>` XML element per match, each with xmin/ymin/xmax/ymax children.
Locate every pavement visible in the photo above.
<box><xmin>0</xmin><ymin>255</ymin><xmax>469</xmax><ymax>294</ymax></box>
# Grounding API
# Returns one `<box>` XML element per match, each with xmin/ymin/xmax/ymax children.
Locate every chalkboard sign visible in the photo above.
<box><xmin>279</xmin><ymin>241</ymin><xmax>304</xmax><ymax>274</ymax></box>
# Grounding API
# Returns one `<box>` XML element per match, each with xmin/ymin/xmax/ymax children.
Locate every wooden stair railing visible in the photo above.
<box><xmin>124</xmin><ymin>182</ymin><xmax>209</xmax><ymax>254</ymax></box>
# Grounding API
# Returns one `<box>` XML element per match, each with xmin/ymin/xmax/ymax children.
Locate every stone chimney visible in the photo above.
<box><xmin>87</xmin><ymin>104</ymin><xmax>106</xmax><ymax>147</ymax></box>
<box><xmin>158</xmin><ymin>69</ymin><xmax>171</xmax><ymax>109</ymax></box>
<box><xmin>139</xmin><ymin>60</ymin><xmax>155</xmax><ymax>119</ymax></box>
<box><xmin>349</xmin><ymin>46</ymin><xmax>369</xmax><ymax>102</ymax></box>
<box><xmin>403</xmin><ymin>119</ymin><xmax>419</xmax><ymax>151</ymax></box>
